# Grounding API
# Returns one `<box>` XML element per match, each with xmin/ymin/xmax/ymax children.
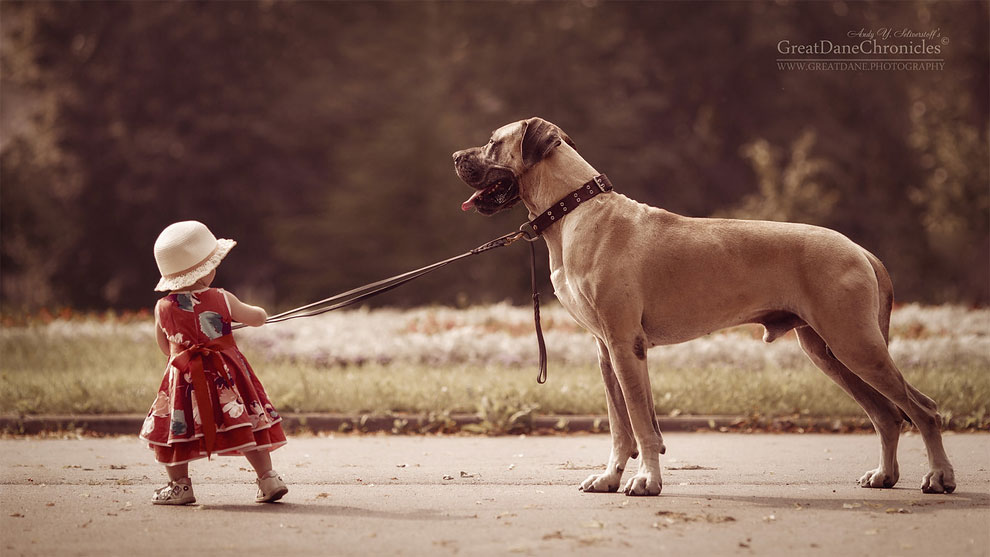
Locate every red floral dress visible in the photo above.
<box><xmin>140</xmin><ymin>288</ymin><xmax>286</xmax><ymax>466</ymax></box>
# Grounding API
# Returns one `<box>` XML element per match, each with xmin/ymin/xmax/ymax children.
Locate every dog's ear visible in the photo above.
<box><xmin>521</xmin><ymin>117</ymin><xmax>572</xmax><ymax>168</ymax></box>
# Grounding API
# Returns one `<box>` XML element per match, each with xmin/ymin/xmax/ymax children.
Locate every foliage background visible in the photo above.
<box><xmin>2</xmin><ymin>0</ymin><xmax>988</xmax><ymax>313</ymax></box>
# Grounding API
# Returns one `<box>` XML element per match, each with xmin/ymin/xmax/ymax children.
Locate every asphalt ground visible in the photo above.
<box><xmin>1</xmin><ymin>432</ymin><xmax>988</xmax><ymax>557</ymax></box>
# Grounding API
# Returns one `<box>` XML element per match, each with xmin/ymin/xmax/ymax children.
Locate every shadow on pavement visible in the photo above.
<box><xmin>663</xmin><ymin>490</ymin><xmax>990</xmax><ymax>514</ymax></box>
<box><xmin>198</xmin><ymin>502</ymin><xmax>471</xmax><ymax>521</ymax></box>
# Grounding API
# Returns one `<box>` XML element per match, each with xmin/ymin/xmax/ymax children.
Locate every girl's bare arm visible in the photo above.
<box><xmin>223</xmin><ymin>290</ymin><xmax>268</xmax><ymax>327</ymax></box>
<box><xmin>154</xmin><ymin>302</ymin><xmax>170</xmax><ymax>356</ymax></box>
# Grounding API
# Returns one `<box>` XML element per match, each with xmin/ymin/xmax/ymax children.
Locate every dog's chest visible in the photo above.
<box><xmin>550</xmin><ymin>268</ymin><xmax>604</xmax><ymax>338</ymax></box>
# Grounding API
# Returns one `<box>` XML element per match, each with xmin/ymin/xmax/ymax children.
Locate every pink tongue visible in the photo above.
<box><xmin>461</xmin><ymin>190</ymin><xmax>483</xmax><ymax>211</ymax></box>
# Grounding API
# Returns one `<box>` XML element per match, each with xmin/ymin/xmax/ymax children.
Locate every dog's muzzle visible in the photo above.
<box><xmin>453</xmin><ymin>149</ymin><xmax>521</xmax><ymax>215</ymax></box>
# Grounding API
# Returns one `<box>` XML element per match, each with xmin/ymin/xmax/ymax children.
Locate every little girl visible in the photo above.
<box><xmin>140</xmin><ymin>220</ymin><xmax>288</xmax><ymax>505</ymax></box>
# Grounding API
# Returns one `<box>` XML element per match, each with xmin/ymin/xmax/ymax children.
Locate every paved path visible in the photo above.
<box><xmin>1</xmin><ymin>433</ymin><xmax>988</xmax><ymax>556</ymax></box>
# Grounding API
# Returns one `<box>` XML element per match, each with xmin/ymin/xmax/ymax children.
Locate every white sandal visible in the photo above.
<box><xmin>256</xmin><ymin>471</ymin><xmax>288</xmax><ymax>503</ymax></box>
<box><xmin>152</xmin><ymin>478</ymin><xmax>196</xmax><ymax>505</ymax></box>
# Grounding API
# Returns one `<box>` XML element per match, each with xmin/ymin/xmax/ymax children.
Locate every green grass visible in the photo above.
<box><xmin>2</xmin><ymin>332</ymin><xmax>987</xmax><ymax>430</ymax></box>
<box><xmin>1</xmin><ymin>334</ymin><xmax>164</xmax><ymax>415</ymax></box>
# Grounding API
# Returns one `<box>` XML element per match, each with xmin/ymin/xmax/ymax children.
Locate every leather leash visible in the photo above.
<box><xmin>233</xmin><ymin>174</ymin><xmax>613</xmax><ymax>386</ymax></box>
<box><xmin>232</xmin><ymin>229</ymin><xmax>546</xmax><ymax>382</ymax></box>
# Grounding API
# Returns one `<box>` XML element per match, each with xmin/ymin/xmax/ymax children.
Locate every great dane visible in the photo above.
<box><xmin>452</xmin><ymin>117</ymin><xmax>955</xmax><ymax>496</ymax></box>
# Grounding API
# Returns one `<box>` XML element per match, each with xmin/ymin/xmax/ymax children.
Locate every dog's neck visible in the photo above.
<box><xmin>519</xmin><ymin>143</ymin><xmax>599</xmax><ymax>220</ymax></box>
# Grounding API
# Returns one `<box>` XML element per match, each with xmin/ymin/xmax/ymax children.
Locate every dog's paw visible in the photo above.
<box><xmin>858</xmin><ymin>467</ymin><xmax>898</xmax><ymax>489</ymax></box>
<box><xmin>578</xmin><ymin>472</ymin><xmax>620</xmax><ymax>493</ymax></box>
<box><xmin>922</xmin><ymin>468</ymin><xmax>956</xmax><ymax>494</ymax></box>
<box><xmin>620</xmin><ymin>474</ymin><xmax>661</xmax><ymax>496</ymax></box>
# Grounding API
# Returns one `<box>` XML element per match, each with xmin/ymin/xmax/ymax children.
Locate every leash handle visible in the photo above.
<box><xmin>530</xmin><ymin>240</ymin><xmax>548</xmax><ymax>384</ymax></box>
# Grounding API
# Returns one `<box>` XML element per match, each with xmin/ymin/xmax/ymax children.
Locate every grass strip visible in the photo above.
<box><xmin>2</xmin><ymin>335</ymin><xmax>987</xmax><ymax>429</ymax></box>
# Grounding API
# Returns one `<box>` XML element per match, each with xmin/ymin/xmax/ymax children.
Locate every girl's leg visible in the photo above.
<box><xmin>154</xmin><ymin>463</ymin><xmax>195</xmax><ymax>505</ymax></box>
<box><xmin>166</xmin><ymin>463</ymin><xmax>189</xmax><ymax>482</ymax></box>
<box><xmin>245</xmin><ymin>448</ymin><xmax>287</xmax><ymax>502</ymax></box>
<box><xmin>244</xmin><ymin>449</ymin><xmax>273</xmax><ymax>478</ymax></box>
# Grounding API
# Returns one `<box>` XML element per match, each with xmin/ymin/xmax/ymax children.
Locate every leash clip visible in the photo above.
<box><xmin>518</xmin><ymin>222</ymin><xmax>540</xmax><ymax>241</ymax></box>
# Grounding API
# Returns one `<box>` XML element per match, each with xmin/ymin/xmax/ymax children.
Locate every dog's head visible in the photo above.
<box><xmin>453</xmin><ymin>117</ymin><xmax>573</xmax><ymax>215</ymax></box>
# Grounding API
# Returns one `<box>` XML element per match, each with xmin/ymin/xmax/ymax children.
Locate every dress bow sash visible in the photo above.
<box><xmin>170</xmin><ymin>335</ymin><xmax>238</xmax><ymax>455</ymax></box>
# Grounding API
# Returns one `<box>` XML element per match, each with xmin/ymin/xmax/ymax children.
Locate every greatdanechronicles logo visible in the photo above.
<box><xmin>777</xmin><ymin>27</ymin><xmax>948</xmax><ymax>71</ymax></box>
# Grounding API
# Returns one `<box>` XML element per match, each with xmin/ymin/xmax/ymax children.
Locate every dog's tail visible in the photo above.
<box><xmin>863</xmin><ymin>248</ymin><xmax>912</xmax><ymax>424</ymax></box>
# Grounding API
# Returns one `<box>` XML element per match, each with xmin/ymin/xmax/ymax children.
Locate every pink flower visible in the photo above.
<box><xmin>141</xmin><ymin>416</ymin><xmax>155</xmax><ymax>436</ymax></box>
<box><xmin>225</xmin><ymin>401</ymin><xmax>245</xmax><ymax>419</ymax></box>
<box><xmin>151</xmin><ymin>391</ymin><xmax>170</xmax><ymax>417</ymax></box>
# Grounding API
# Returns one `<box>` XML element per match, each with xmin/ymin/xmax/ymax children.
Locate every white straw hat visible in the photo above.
<box><xmin>154</xmin><ymin>221</ymin><xmax>236</xmax><ymax>291</ymax></box>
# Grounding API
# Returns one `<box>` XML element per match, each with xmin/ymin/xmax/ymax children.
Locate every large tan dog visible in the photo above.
<box><xmin>453</xmin><ymin>117</ymin><xmax>956</xmax><ymax>496</ymax></box>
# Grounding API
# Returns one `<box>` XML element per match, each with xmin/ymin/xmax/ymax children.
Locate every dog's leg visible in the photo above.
<box><xmin>579</xmin><ymin>339</ymin><xmax>637</xmax><ymax>493</ymax></box>
<box><xmin>602</xmin><ymin>329</ymin><xmax>663</xmax><ymax>496</ymax></box>
<box><xmin>804</xmin><ymin>250</ymin><xmax>954</xmax><ymax>493</ymax></box>
<box><xmin>821</xmin><ymin>326</ymin><xmax>955</xmax><ymax>493</ymax></box>
<box><xmin>796</xmin><ymin>327</ymin><xmax>903</xmax><ymax>488</ymax></box>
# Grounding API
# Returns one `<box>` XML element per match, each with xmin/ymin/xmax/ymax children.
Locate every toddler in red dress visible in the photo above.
<box><xmin>141</xmin><ymin>221</ymin><xmax>288</xmax><ymax>505</ymax></box>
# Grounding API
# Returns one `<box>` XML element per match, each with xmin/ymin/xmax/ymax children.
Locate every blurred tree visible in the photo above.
<box><xmin>721</xmin><ymin>131</ymin><xmax>839</xmax><ymax>225</ymax></box>
<box><xmin>1</xmin><ymin>0</ymin><xmax>987</xmax><ymax>312</ymax></box>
